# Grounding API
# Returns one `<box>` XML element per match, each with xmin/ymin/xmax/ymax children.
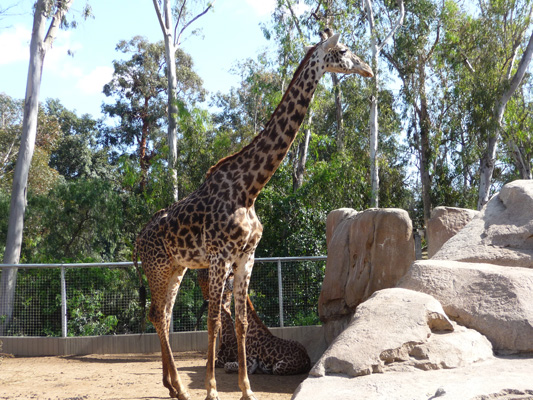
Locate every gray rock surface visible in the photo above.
<box><xmin>293</xmin><ymin>357</ymin><xmax>533</xmax><ymax>400</ymax></box>
<box><xmin>399</xmin><ymin>260</ymin><xmax>533</xmax><ymax>353</ymax></box>
<box><xmin>433</xmin><ymin>180</ymin><xmax>533</xmax><ymax>267</ymax></box>
<box><xmin>319</xmin><ymin>208</ymin><xmax>415</xmax><ymax>344</ymax></box>
<box><xmin>427</xmin><ymin>206</ymin><xmax>480</xmax><ymax>258</ymax></box>
<box><xmin>311</xmin><ymin>288</ymin><xmax>492</xmax><ymax>378</ymax></box>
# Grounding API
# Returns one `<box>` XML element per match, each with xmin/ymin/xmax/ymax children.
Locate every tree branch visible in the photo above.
<box><xmin>462</xmin><ymin>52</ymin><xmax>476</xmax><ymax>73</ymax></box>
<box><xmin>152</xmin><ymin>0</ymin><xmax>169</xmax><ymax>34</ymax></box>
<box><xmin>425</xmin><ymin>21</ymin><xmax>440</xmax><ymax>61</ymax></box>
<box><xmin>174</xmin><ymin>0</ymin><xmax>187</xmax><ymax>46</ymax></box>
<box><xmin>175</xmin><ymin>0</ymin><xmax>217</xmax><ymax>47</ymax></box>
<box><xmin>285</xmin><ymin>0</ymin><xmax>304</xmax><ymax>41</ymax></box>
<box><xmin>43</xmin><ymin>0</ymin><xmax>73</xmax><ymax>49</ymax></box>
<box><xmin>376</xmin><ymin>0</ymin><xmax>405</xmax><ymax>54</ymax></box>
<box><xmin>363</xmin><ymin>0</ymin><xmax>375</xmax><ymax>33</ymax></box>
<box><xmin>496</xmin><ymin>29</ymin><xmax>533</xmax><ymax>122</ymax></box>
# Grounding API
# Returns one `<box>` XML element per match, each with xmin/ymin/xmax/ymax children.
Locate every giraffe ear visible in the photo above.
<box><xmin>323</xmin><ymin>33</ymin><xmax>341</xmax><ymax>51</ymax></box>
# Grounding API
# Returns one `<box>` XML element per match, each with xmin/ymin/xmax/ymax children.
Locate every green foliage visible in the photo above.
<box><xmin>67</xmin><ymin>291</ymin><xmax>118</xmax><ymax>336</ymax></box>
<box><xmin>2</xmin><ymin>0</ymin><xmax>533</xmax><ymax>336</ymax></box>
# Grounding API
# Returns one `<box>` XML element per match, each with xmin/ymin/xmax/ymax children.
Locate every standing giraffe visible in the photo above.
<box><xmin>134</xmin><ymin>30</ymin><xmax>373</xmax><ymax>400</ymax></box>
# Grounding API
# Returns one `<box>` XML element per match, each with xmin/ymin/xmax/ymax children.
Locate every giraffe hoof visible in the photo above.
<box><xmin>169</xmin><ymin>390</ymin><xmax>191</xmax><ymax>400</ymax></box>
<box><xmin>178</xmin><ymin>392</ymin><xmax>191</xmax><ymax>400</ymax></box>
<box><xmin>205</xmin><ymin>390</ymin><xmax>220</xmax><ymax>400</ymax></box>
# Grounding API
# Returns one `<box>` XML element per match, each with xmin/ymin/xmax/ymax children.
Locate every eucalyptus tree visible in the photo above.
<box><xmin>102</xmin><ymin>36</ymin><xmax>204</xmax><ymax>195</ymax></box>
<box><xmin>0</xmin><ymin>0</ymin><xmax>89</xmax><ymax>334</ymax></box>
<box><xmin>382</xmin><ymin>0</ymin><xmax>443</xmax><ymax>224</ymax></box>
<box><xmin>477</xmin><ymin>26</ymin><xmax>533</xmax><ymax>208</ymax></box>
<box><xmin>360</xmin><ymin>0</ymin><xmax>404</xmax><ymax>208</ymax></box>
<box><xmin>0</xmin><ymin>94</ymin><xmax>23</xmax><ymax>186</ymax></box>
<box><xmin>152</xmin><ymin>0</ymin><xmax>216</xmax><ymax>202</ymax></box>
<box><xmin>45</xmin><ymin>99</ymin><xmax>111</xmax><ymax>182</ymax></box>
<box><xmin>503</xmin><ymin>87</ymin><xmax>533</xmax><ymax>180</ymax></box>
<box><xmin>441</xmin><ymin>0</ymin><xmax>533</xmax><ymax>209</ymax></box>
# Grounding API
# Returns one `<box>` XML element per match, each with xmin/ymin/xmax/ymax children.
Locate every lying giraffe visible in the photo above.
<box><xmin>197</xmin><ymin>269</ymin><xmax>311</xmax><ymax>375</ymax></box>
<box><xmin>134</xmin><ymin>30</ymin><xmax>372</xmax><ymax>400</ymax></box>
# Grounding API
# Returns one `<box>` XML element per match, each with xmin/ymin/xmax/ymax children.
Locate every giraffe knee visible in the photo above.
<box><xmin>149</xmin><ymin>304</ymin><xmax>164</xmax><ymax>324</ymax></box>
<box><xmin>207</xmin><ymin>316</ymin><xmax>222</xmax><ymax>334</ymax></box>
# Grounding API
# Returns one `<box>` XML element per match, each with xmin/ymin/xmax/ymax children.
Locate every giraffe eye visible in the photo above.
<box><xmin>339</xmin><ymin>49</ymin><xmax>348</xmax><ymax>55</ymax></box>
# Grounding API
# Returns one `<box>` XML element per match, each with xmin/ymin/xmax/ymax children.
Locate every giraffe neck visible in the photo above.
<box><xmin>206</xmin><ymin>48</ymin><xmax>324</xmax><ymax>206</ymax></box>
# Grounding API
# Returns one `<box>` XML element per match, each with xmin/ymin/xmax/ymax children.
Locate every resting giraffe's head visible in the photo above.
<box><xmin>310</xmin><ymin>30</ymin><xmax>374</xmax><ymax>78</ymax></box>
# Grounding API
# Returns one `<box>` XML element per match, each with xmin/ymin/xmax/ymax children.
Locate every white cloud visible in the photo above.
<box><xmin>292</xmin><ymin>2</ymin><xmax>310</xmax><ymax>17</ymax></box>
<box><xmin>244</xmin><ymin>0</ymin><xmax>276</xmax><ymax>16</ymax></box>
<box><xmin>0</xmin><ymin>24</ymin><xmax>31</xmax><ymax>65</ymax></box>
<box><xmin>76</xmin><ymin>66</ymin><xmax>114</xmax><ymax>95</ymax></box>
<box><xmin>45</xmin><ymin>29</ymin><xmax>84</xmax><ymax>76</ymax></box>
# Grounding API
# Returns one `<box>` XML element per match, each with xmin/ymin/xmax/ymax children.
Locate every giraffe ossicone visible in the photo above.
<box><xmin>134</xmin><ymin>30</ymin><xmax>372</xmax><ymax>400</ymax></box>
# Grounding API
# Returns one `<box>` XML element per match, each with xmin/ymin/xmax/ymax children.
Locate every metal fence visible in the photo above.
<box><xmin>0</xmin><ymin>257</ymin><xmax>326</xmax><ymax>337</ymax></box>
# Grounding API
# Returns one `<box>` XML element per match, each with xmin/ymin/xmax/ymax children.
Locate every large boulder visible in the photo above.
<box><xmin>311</xmin><ymin>288</ymin><xmax>492</xmax><ymax>378</ymax></box>
<box><xmin>293</xmin><ymin>357</ymin><xmax>533</xmax><ymax>400</ymax></box>
<box><xmin>433</xmin><ymin>180</ymin><xmax>533</xmax><ymax>267</ymax></box>
<box><xmin>427</xmin><ymin>206</ymin><xmax>480</xmax><ymax>258</ymax></box>
<box><xmin>399</xmin><ymin>260</ymin><xmax>533</xmax><ymax>353</ymax></box>
<box><xmin>319</xmin><ymin>208</ymin><xmax>415</xmax><ymax>343</ymax></box>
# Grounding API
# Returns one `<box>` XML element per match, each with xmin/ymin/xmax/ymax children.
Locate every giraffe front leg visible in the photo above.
<box><xmin>205</xmin><ymin>262</ymin><xmax>231</xmax><ymax>400</ymax></box>
<box><xmin>233</xmin><ymin>258</ymin><xmax>257</xmax><ymax>400</ymax></box>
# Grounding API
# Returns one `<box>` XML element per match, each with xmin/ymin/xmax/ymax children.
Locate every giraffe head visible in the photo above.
<box><xmin>311</xmin><ymin>30</ymin><xmax>374</xmax><ymax>78</ymax></box>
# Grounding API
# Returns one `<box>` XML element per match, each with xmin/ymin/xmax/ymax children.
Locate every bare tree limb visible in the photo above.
<box><xmin>174</xmin><ymin>0</ymin><xmax>187</xmax><ymax>46</ymax></box>
<box><xmin>152</xmin><ymin>0</ymin><xmax>168</xmax><ymax>34</ymax></box>
<box><xmin>285</xmin><ymin>0</ymin><xmax>305</xmax><ymax>40</ymax></box>
<box><xmin>176</xmin><ymin>0</ymin><xmax>217</xmax><ymax>47</ymax></box>
<box><xmin>496</xmin><ymin>29</ymin><xmax>533</xmax><ymax>122</ymax></box>
<box><xmin>376</xmin><ymin>0</ymin><xmax>405</xmax><ymax>54</ymax></box>
<box><xmin>43</xmin><ymin>0</ymin><xmax>73</xmax><ymax>48</ymax></box>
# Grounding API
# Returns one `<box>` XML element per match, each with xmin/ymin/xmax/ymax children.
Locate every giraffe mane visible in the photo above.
<box><xmin>205</xmin><ymin>43</ymin><xmax>320</xmax><ymax>180</ymax></box>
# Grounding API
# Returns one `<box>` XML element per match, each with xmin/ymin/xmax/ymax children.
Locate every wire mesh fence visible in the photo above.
<box><xmin>0</xmin><ymin>257</ymin><xmax>326</xmax><ymax>337</ymax></box>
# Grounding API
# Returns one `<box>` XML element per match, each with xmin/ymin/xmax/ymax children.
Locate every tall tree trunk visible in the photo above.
<box><xmin>153</xmin><ymin>0</ymin><xmax>216</xmax><ymax>202</ymax></box>
<box><xmin>332</xmin><ymin>74</ymin><xmax>345</xmax><ymax>152</ymax></box>
<box><xmin>364</xmin><ymin>0</ymin><xmax>404</xmax><ymax>208</ymax></box>
<box><xmin>292</xmin><ymin>112</ymin><xmax>313</xmax><ymax>192</ymax></box>
<box><xmin>510</xmin><ymin>141</ymin><xmax>532</xmax><ymax>179</ymax></box>
<box><xmin>0</xmin><ymin>0</ymin><xmax>73</xmax><ymax>335</ymax></box>
<box><xmin>417</xmin><ymin>68</ymin><xmax>432</xmax><ymax>226</ymax></box>
<box><xmin>477</xmin><ymin>30</ymin><xmax>533</xmax><ymax>209</ymax></box>
<box><xmin>153</xmin><ymin>0</ymin><xmax>179</xmax><ymax>202</ymax></box>
<box><xmin>164</xmin><ymin>31</ymin><xmax>179</xmax><ymax>202</ymax></box>
<box><xmin>369</xmin><ymin>47</ymin><xmax>380</xmax><ymax>208</ymax></box>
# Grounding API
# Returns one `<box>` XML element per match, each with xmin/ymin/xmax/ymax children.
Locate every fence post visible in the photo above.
<box><xmin>277</xmin><ymin>259</ymin><xmax>284</xmax><ymax>328</ymax></box>
<box><xmin>60</xmin><ymin>266</ymin><xmax>67</xmax><ymax>338</ymax></box>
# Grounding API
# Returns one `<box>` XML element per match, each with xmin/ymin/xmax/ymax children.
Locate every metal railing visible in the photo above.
<box><xmin>0</xmin><ymin>257</ymin><xmax>326</xmax><ymax>337</ymax></box>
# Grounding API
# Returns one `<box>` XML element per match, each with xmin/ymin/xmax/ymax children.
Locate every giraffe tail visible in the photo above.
<box><xmin>133</xmin><ymin>240</ymin><xmax>147</xmax><ymax>332</ymax></box>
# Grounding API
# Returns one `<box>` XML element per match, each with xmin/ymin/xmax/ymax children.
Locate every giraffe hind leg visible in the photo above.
<box><xmin>147</xmin><ymin>264</ymin><xmax>190</xmax><ymax>399</ymax></box>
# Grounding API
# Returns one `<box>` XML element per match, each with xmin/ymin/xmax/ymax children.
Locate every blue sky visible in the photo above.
<box><xmin>0</xmin><ymin>0</ymin><xmax>285</xmax><ymax>118</ymax></box>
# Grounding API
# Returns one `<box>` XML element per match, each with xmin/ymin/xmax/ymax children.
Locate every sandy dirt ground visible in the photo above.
<box><xmin>0</xmin><ymin>352</ymin><xmax>306</xmax><ymax>400</ymax></box>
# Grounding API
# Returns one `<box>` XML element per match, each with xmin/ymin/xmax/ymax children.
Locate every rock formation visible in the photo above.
<box><xmin>426</xmin><ymin>206</ymin><xmax>480</xmax><ymax>257</ymax></box>
<box><xmin>432</xmin><ymin>180</ymin><xmax>533</xmax><ymax>266</ymax></box>
<box><xmin>399</xmin><ymin>260</ymin><xmax>533</xmax><ymax>353</ymax></box>
<box><xmin>293</xmin><ymin>180</ymin><xmax>533</xmax><ymax>400</ymax></box>
<box><xmin>319</xmin><ymin>208</ymin><xmax>415</xmax><ymax>343</ymax></box>
<box><xmin>311</xmin><ymin>288</ymin><xmax>492</xmax><ymax>378</ymax></box>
